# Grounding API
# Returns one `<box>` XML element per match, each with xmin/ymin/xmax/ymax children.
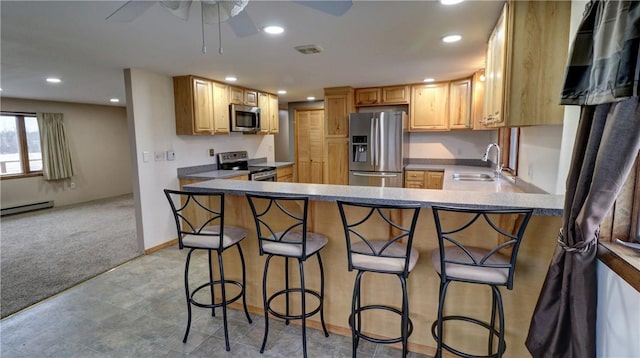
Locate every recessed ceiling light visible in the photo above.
<box><xmin>263</xmin><ymin>26</ymin><xmax>284</xmax><ymax>35</ymax></box>
<box><xmin>442</xmin><ymin>34</ymin><xmax>462</xmax><ymax>43</ymax></box>
<box><xmin>307</xmin><ymin>96</ymin><xmax>315</xmax><ymax>101</ymax></box>
<box><xmin>110</xmin><ymin>98</ymin><xmax>120</xmax><ymax>103</ymax></box>
<box><xmin>225</xmin><ymin>76</ymin><xmax>237</xmax><ymax>82</ymax></box>
<box><xmin>423</xmin><ymin>78</ymin><xmax>435</xmax><ymax>83</ymax></box>
<box><xmin>440</xmin><ymin>0</ymin><xmax>464</xmax><ymax>5</ymax></box>
<box><xmin>46</xmin><ymin>77</ymin><xmax>61</xmax><ymax>83</ymax></box>
<box><xmin>277</xmin><ymin>90</ymin><xmax>287</xmax><ymax>94</ymax></box>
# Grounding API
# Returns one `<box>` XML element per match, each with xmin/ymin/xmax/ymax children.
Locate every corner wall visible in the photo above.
<box><xmin>124</xmin><ymin>68</ymin><xmax>275</xmax><ymax>250</ymax></box>
<box><xmin>0</xmin><ymin>98</ymin><xmax>132</xmax><ymax>208</ymax></box>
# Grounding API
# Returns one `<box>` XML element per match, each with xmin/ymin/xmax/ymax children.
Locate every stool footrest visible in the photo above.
<box><xmin>189</xmin><ymin>279</ymin><xmax>245</xmax><ymax>309</ymax></box>
<box><xmin>349</xmin><ymin>304</ymin><xmax>413</xmax><ymax>345</ymax></box>
<box><xmin>266</xmin><ymin>288</ymin><xmax>324</xmax><ymax>321</ymax></box>
<box><xmin>431</xmin><ymin>315</ymin><xmax>506</xmax><ymax>358</ymax></box>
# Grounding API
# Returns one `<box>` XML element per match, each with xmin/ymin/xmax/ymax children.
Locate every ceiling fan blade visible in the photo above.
<box><xmin>105</xmin><ymin>1</ymin><xmax>156</xmax><ymax>22</ymax></box>
<box><xmin>225</xmin><ymin>10</ymin><xmax>259</xmax><ymax>38</ymax></box>
<box><xmin>158</xmin><ymin>1</ymin><xmax>194</xmax><ymax>21</ymax></box>
<box><xmin>294</xmin><ymin>0</ymin><xmax>352</xmax><ymax>16</ymax></box>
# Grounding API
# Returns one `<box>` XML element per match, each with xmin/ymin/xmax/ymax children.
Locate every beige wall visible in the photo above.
<box><xmin>0</xmin><ymin>98</ymin><xmax>133</xmax><ymax>208</ymax></box>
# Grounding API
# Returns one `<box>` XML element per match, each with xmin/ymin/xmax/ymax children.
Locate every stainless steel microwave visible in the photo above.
<box><xmin>230</xmin><ymin>104</ymin><xmax>261</xmax><ymax>132</ymax></box>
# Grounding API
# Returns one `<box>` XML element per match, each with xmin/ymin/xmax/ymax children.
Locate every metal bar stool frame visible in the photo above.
<box><xmin>431</xmin><ymin>205</ymin><xmax>533</xmax><ymax>358</ymax></box>
<box><xmin>164</xmin><ymin>189</ymin><xmax>252</xmax><ymax>352</ymax></box>
<box><xmin>337</xmin><ymin>200</ymin><xmax>422</xmax><ymax>358</ymax></box>
<box><xmin>246</xmin><ymin>193</ymin><xmax>329</xmax><ymax>358</ymax></box>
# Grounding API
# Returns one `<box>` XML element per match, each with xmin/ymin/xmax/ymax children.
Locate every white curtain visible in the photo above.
<box><xmin>37</xmin><ymin>112</ymin><xmax>74</xmax><ymax>180</ymax></box>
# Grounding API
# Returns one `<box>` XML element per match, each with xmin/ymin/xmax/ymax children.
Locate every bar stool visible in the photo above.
<box><xmin>430</xmin><ymin>206</ymin><xmax>533</xmax><ymax>358</ymax></box>
<box><xmin>164</xmin><ymin>189</ymin><xmax>252</xmax><ymax>352</ymax></box>
<box><xmin>245</xmin><ymin>193</ymin><xmax>329</xmax><ymax>358</ymax></box>
<box><xmin>336</xmin><ymin>201</ymin><xmax>421</xmax><ymax>358</ymax></box>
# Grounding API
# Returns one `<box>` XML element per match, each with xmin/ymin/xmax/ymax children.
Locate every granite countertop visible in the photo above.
<box><xmin>404</xmin><ymin>164</ymin><xmax>544</xmax><ymax>194</ymax></box>
<box><xmin>184</xmin><ymin>179</ymin><xmax>564</xmax><ymax>216</ymax></box>
<box><xmin>179</xmin><ymin>169</ymin><xmax>250</xmax><ymax>180</ymax></box>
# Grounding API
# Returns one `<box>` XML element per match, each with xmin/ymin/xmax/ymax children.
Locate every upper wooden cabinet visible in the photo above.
<box><xmin>471</xmin><ymin>70</ymin><xmax>490</xmax><ymax>130</ymax></box>
<box><xmin>212</xmin><ymin>81</ymin><xmax>230</xmax><ymax>134</ymax></box>
<box><xmin>410</xmin><ymin>82</ymin><xmax>449</xmax><ymax>131</ymax></box>
<box><xmin>482</xmin><ymin>1</ymin><xmax>570</xmax><ymax>127</ymax></box>
<box><xmin>257</xmin><ymin>92</ymin><xmax>279</xmax><ymax>134</ymax></box>
<box><xmin>174</xmin><ymin>76</ymin><xmax>225</xmax><ymax>135</ymax></box>
<box><xmin>449</xmin><ymin>78</ymin><xmax>472</xmax><ymax>129</ymax></box>
<box><xmin>355</xmin><ymin>85</ymin><xmax>410</xmax><ymax>106</ymax></box>
<box><xmin>229</xmin><ymin>86</ymin><xmax>258</xmax><ymax>106</ymax></box>
<box><xmin>324</xmin><ymin>87</ymin><xmax>354</xmax><ymax>137</ymax></box>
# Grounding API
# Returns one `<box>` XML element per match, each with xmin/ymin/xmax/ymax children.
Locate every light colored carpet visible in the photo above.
<box><xmin>0</xmin><ymin>194</ymin><xmax>141</xmax><ymax>318</ymax></box>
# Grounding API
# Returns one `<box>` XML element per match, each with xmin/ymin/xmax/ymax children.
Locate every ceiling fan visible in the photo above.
<box><xmin>106</xmin><ymin>1</ymin><xmax>352</xmax><ymax>53</ymax></box>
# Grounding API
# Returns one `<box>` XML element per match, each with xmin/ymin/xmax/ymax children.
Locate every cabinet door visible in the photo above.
<box><xmin>192</xmin><ymin>78</ymin><xmax>214</xmax><ymax>134</ymax></box>
<box><xmin>382</xmin><ymin>85</ymin><xmax>410</xmax><ymax>104</ymax></box>
<box><xmin>325</xmin><ymin>95</ymin><xmax>349</xmax><ymax>137</ymax></box>
<box><xmin>229</xmin><ymin>86</ymin><xmax>244</xmax><ymax>104</ymax></box>
<box><xmin>244</xmin><ymin>90</ymin><xmax>258</xmax><ymax>106</ymax></box>
<box><xmin>471</xmin><ymin>70</ymin><xmax>490</xmax><ymax>130</ymax></box>
<box><xmin>268</xmin><ymin>94</ymin><xmax>279</xmax><ymax>134</ymax></box>
<box><xmin>426</xmin><ymin>171</ymin><xmax>444</xmax><ymax>190</ymax></box>
<box><xmin>404</xmin><ymin>170</ymin><xmax>426</xmax><ymax>188</ymax></box>
<box><xmin>449</xmin><ymin>79</ymin><xmax>472</xmax><ymax>129</ymax></box>
<box><xmin>355</xmin><ymin>88</ymin><xmax>381</xmax><ymax>106</ymax></box>
<box><xmin>277</xmin><ymin>165</ymin><xmax>293</xmax><ymax>182</ymax></box>
<box><xmin>212</xmin><ymin>81</ymin><xmax>229</xmax><ymax>134</ymax></box>
<box><xmin>296</xmin><ymin>109</ymin><xmax>324</xmax><ymax>184</ymax></box>
<box><xmin>258</xmin><ymin>92</ymin><xmax>270</xmax><ymax>134</ymax></box>
<box><xmin>410</xmin><ymin>83</ymin><xmax>449</xmax><ymax>131</ymax></box>
<box><xmin>324</xmin><ymin>138</ymin><xmax>349</xmax><ymax>185</ymax></box>
<box><xmin>483</xmin><ymin>4</ymin><xmax>507</xmax><ymax>127</ymax></box>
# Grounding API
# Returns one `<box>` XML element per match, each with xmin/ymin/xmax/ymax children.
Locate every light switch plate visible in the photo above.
<box><xmin>142</xmin><ymin>151</ymin><xmax>151</xmax><ymax>163</ymax></box>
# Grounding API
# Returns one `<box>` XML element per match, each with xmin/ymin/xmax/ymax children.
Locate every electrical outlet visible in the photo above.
<box><xmin>154</xmin><ymin>151</ymin><xmax>165</xmax><ymax>161</ymax></box>
<box><xmin>209</xmin><ymin>149</ymin><xmax>215</xmax><ymax>156</ymax></box>
<box><xmin>69</xmin><ymin>182</ymin><xmax>76</xmax><ymax>189</ymax></box>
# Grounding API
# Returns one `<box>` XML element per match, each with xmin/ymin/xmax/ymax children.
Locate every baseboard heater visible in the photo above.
<box><xmin>1</xmin><ymin>201</ymin><xmax>54</xmax><ymax>216</ymax></box>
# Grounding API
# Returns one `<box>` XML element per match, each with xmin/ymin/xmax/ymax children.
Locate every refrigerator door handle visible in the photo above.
<box><xmin>370</xmin><ymin>117</ymin><xmax>375</xmax><ymax>166</ymax></box>
<box><xmin>352</xmin><ymin>172</ymin><xmax>399</xmax><ymax>178</ymax></box>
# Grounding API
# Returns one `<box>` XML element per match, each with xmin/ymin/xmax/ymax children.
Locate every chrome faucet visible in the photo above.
<box><xmin>482</xmin><ymin>143</ymin><xmax>503</xmax><ymax>177</ymax></box>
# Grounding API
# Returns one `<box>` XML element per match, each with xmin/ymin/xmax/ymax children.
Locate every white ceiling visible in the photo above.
<box><xmin>0</xmin><ymin>0</ymin><xmax>504</xmax><ymax>107</ymax></box>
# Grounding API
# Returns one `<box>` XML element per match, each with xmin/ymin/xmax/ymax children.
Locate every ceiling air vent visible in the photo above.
<box><xmin>294</xmin><ymin>44</ymin><xmax>323</xmax><ymax>55</ymax></box>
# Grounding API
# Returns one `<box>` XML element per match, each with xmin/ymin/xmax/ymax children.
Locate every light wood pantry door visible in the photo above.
<box><xmin>295</xmin><ymin>108</ymin><xmax>324</xmax><ymax>184</ymax></box>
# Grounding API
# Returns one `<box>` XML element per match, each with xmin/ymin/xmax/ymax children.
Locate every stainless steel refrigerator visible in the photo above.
<box><xmin>349</xmin><ymin>111</ymin><xmax>408</xmax><ymax>187</ymax></box>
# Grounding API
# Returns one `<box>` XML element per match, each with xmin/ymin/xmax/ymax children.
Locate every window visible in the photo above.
<box><xmin>497</xmin><ymin>127</ymin><xmax>519</xmax><ymax>175</ymax></box>
<box><xmin>0</xmin><ymin>112</ymin><xmax>42</xmax><ymax>178</ymax></box>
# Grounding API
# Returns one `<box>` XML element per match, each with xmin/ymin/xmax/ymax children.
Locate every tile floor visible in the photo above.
<box><xmin>0</xmin><ymin>246</ymin><xmax>432</xmax><ymax>357</ymax></box>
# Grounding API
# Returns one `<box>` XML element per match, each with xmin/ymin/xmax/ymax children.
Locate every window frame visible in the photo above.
<box><xmin>497</xmin><ymin>127</ymin><xmax>519</xmax><ymax>176</ymax></box>
<box><xmin>0</xmin><ymin>112</ymin><xmax>43</xmax><ymax>180</ymax></box>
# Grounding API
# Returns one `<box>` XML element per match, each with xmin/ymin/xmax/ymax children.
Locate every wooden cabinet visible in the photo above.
<box><xmin>382</xmin><ymin>85</ymin><xmax>410</xmax><ymax>104</ymax></box>
<box><xmin>229</xmin><ymin>86</ymin><xmax>258</xmax><ymax>106</ymax></box>
<box><xmin>410</xmin><ymin>82</ymin><xmax>449</xmax><ymax>131</ymax></box>
<box><xmin>323</xmin><ymin>87</ymin><xmax>353</xmax><ymax>185</ymax></box>
<box><xmin>482</xmin><ymin>1</ymin><xmax>570</xmax><ymax>127</ymax></box>
<box><xmin>174</xmin><ymin>76</ymin><xmax>229</xmax><ymax>135</ymax></box>
<box><xmin>325</xmin><ymin>138</ymin><xmax>349</xmax><ymax>185</ymax></box>
<box><xmin>449</xmin><ymin>78</ymin><xmax>472</xmax><ymax>129</ymax></box>
<box><xmin>355</xmin><ymin>88</ymin><xmax>380</xmax><ymax>106</ymax></box>
<box><xmin>324</xmin><ymin>87</ymin><xmax>353</xmax><ymax>137</ymax></box>
<box><xmin>257</xmin><ymin>92</ymin><xmax>279</xmax><ymax>134</ymax></box>
<box><xmin>405</xmin><ymin>170</ymin><xmax>444</xmax><ymax>189</ymax></box>
<box><xmin>355</xmin><ymin>85</ymin><xmax>410</xmax><ymax>106</ymax></box>
<box><xmin>276</xmin><ymin>165</ymin><xmax>293</xmax><ymax>182</ymax></box>
<box><xmin>471</xmin><ymin>70</ymin><xmax>490</xmax><ymax>130</ymax></box>
<box><xmin>212</xmin><ymin>81</ymin><xmax>230</xmax><ymax>134</ymax></box>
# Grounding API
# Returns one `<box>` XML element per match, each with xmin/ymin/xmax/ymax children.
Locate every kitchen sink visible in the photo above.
<box><xmin>453</xmin><ymin>173</ymin><xmax>494</xmax><ymax>182</ymax></box>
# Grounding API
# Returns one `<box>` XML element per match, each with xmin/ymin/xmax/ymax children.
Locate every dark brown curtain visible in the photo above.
<box><xmin>526</xmin><ymin>2</ymin><xmax>640</xmax><ymax>356</ymax></box>
<box><xmin>526</xmin><ymin>98</ymin><xmax>640</xmax><ymax>357</ymax></box>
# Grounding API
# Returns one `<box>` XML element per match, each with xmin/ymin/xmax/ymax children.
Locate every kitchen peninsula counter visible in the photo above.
<box><xmin>184</xmin><ymin>179</ymin><xmax>563</xmax><ymax>216</ymax></box>
<box><xmin>181</xmin><ymin>179</ymin><xmax>563</xmax><ymax>356</ymax></box>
